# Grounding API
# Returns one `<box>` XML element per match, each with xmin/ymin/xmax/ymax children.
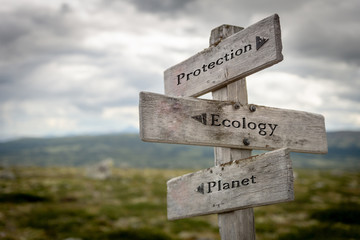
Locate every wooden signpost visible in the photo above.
<box><xmin>139</xmin><ymin>14</ymin><xmax>327</xmax><ymax>240</ymax></box>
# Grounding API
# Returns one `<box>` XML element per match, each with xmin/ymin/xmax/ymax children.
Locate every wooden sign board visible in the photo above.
<box><xmin>139</xmin><ymin>91</ymin><xmax>328</xmax><ymax>154</ymax></box>
<box><xmin>167</xmin><ymin>148</ymin><xmax>294</xmax><ymax>220</ymax></box>
<box><xmin>164</xmin><ymin>14</ymin><xmax>283</xmax><ymax>97</ymax></box>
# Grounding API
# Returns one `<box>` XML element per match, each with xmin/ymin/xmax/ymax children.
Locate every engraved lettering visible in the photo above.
<box><xmin>269</xmin><ymin>124</ymin><xmax>278</xmax><ymax>136</ymax></box>
<box><xmin>248</xmin><ymin>122</ymin><xmax>256</xmax><ymax>130</ymax></box>
<box><xmin>176</xmin><ymin>43</ymin><xmax>253</xmax><ymax>85</ymax></box>
<box><xmin>191</xmin><ymin>113</ymin><xmax>279</xmax><ymax>136</ymax></box>
<box><xmin>251</xmin><ymin>175</ymin><xmax>256</xmax><ymax>184</ymax></box>
<box><xmin>186</xmin><ymin>72</ymin><xmax>193</xmax><ymax>80</ymax></box>
<box><xmin>208</xmin><ymin>62</ymin><xmax>215</xmax><ymax>69</ymax></box>
<box><xmin>232</xmin><ymin>180</ymin><xmax>240</xmax><ymax>188</ymax></box>
<box><xmin>258</xmin><ymin>123</ymin><xmax>267</xmax><ymax>136</ymax></box>
<box><xmin>193</xmin><ymin>69</ymin><xmax>201</xmax><ymax>76</ymax></box>
<box><xmin>177</xmin><ymin>73</ymin><xmax>185</xmax><ymax>85</ymax></box>
<box><xmin>202</xmin><ymin>64</ymin><xmax>208</xmax><ymax>72</ymax></box>
<box><xmin>208</xmin><ymin>181</ymin><xmax>216</xmax><ymax>193</ymax></box>
<box><xmin>235</xmin><ymin>48</ymin><xmax>242</xmax><ymax>56</ymax></box>
<box><xmin>198</xmin><ymin>175</ymin><xmax>257</xmax><ymax>194</ymax></box>
<box><xmin>232</xmin><ymin>120</ymin><xmax>240</xmax><ymax>128</ymax></box>
<box><xmin>244</xmin><ymin>44</ymin><xmax>252</xmax><ymax>52</ymax></box>
<box><xmin>222</xmin><ymin>119</ymin><xmax>231</xmax><ymax>127</ymax></box>
<box><xmin>211</xmin><ymin>114</ymin><xmax>221</xmax><ymax>126</ymax></box>
<box><xmin>241</xmin><ymin>178</ymin><xmax>249</xmax><ymax>186</ymax></box>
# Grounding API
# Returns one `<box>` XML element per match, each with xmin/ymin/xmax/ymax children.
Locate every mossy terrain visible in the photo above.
<box><xmin>0</xmin><ymin>167</ymin><xmax>359</xmax><ymax>239</ymax></box>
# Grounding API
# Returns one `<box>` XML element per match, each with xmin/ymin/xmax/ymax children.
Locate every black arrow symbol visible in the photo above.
<box><xmin>196</xmin><ymin>183</ymin><xmax>205</xmax><ymax>194</ymax></box>
<box><xmin>256</xmin><ymin>36</ymin><xmax>269</xmax><ymax>50</ymax></box>
<box><xmin>191</xmin><ymin>113</ymin><xmax>207</xmax><ymax>125</ymax></box>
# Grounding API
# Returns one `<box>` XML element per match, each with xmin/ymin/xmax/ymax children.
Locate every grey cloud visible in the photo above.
<box><xmin>288</xmin><ymin>26</ymin><xmax>360</xmax><ymax>66</ymax></box>
<box><xmin>284</xmin><ymin>1</ymin><xmax>360</xmax><ymax>66</ymax></box>
<box><xmin>73</xmin><ymin>96</ymin><xmax>139</xmax><ymax>113</ymax></box>
<box><xmin>0</xmin><ymin>53</ymin><xmax>159</xmax><ymax>113</ymax></box>
<box><xmin>338</xmin><ymin>88</ymin><xmax>360</xmax><ymax>105</ymax></box>
<box><xmin>122</xmin><ymin>71</ymin><xmax>162</xmax><ymax>91</ymax></box>
<box><xmin>69</xmin><ymin>69</ymin><xmax>161</xmax><ymax>112</ymax></box>
<box><xmin>0</xmin><ymin>4</ymin><xmax>106</xmax><ymax>103</ymax></box>
<box><xmin>279</xmin><ymin>56</ymin><xmax>359</xmax><ymax>83</ymax></box>
<box><xmin>0</xmin><ymin>18</ymin><xmax>28</xmax><ymax>46</ymax></box>
<box><xmin>0</xmin><ymin>5</ymin><xmax>85</xmax><ymax>61</ymax></box>
<box><xmin>125</xmin><ymin>0</ymin><xmax>194</xmax><ymax>15</ymax></box>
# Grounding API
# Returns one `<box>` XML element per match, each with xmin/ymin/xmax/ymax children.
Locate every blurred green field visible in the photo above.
<box><xmin>0</xmin><ymin>167</ymin><xmax>359</xmax><ymax>240</ymax></box>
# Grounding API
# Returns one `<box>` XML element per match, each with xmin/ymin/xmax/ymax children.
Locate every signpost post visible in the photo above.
<box><xmin>213</xmin><ymin>80</ymin><xmax>256</xmax><ymax>239</ymax></box>
<box><xmin>139</xmin><ymin>14</ymin><xmax>327</xmax><ymax>239</ymax></box>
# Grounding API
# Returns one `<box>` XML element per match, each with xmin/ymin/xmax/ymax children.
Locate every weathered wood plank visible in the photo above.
<box><xmin>167</xmin><ymin>148</ymin><xmax>294</xmax><ymax>220</ymax></box>
<box><xmin>164</xmin><ymin>14</ymin><xmax>283</xmax><ymax>97</ymax></box>
<box><xmin>139</xmin><ymin>91</ymin><xmax>328</xmax><ymax>154</ymax></box>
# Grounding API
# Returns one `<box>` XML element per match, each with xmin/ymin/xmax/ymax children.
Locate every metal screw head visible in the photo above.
<box><xmin>243</xmin><ymin>138</ymin><xmax>250</xmax><ymax>146</ymax></box>
<box><xmin>249</xmin><ymin>104</ymin><xmax>256</xmax><ymax>112</ymax></box>
<box><xmin>234</xmin><ymin>103</ymin><xmax>241</xmax><ymax>110</ymax></box>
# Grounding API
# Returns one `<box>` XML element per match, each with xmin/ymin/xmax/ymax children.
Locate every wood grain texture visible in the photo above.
<box><xmin>164</xmin><ymin>14</ymin><xmax>283</xmax><ymax>97</ymax></box>
<box><xmin>139</xmin><ymin>91</ymin><xmax>328</xmax><ymax>154</ymax></box>
<box><xmin>167</xmin><ymin>148</ymin><xmax>294</xmax><ymax>220</ymax></box>
<box><xmin>209</xmin><ymin>25</ymin><xmax>244</xmax><ymax>47</ymax></box>
<box><xmin>218</xmin><ymin>209</ymin><xmax>255</xmax><ymax>240</ymax></box>
<box><xmin>213</xmin><ymin>80</ymin><xmax>255</xmax><ymax>240</ymax></box>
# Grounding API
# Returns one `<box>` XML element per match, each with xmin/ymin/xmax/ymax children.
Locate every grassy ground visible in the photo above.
<box><xmin>0</xmin><ymin>167</ymin><xmax>359</xmax><ymax>240</ymax></box>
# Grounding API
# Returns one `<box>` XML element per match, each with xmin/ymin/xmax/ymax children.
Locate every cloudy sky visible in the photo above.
<box><xmin>1</xmin><ymin>0</ymin><xmax>359</xmax><ymax>140</ymax></box>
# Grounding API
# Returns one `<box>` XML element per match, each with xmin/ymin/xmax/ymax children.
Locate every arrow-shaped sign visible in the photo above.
<box><xmin>164</xmin><ymin>14</ymin><xmax>283</xmax><ymax>97</ymax></box>
<box><xmin>140</xmin><ymin>91</ymin><xmax>328</xmax><ymax>154</ymax></box>
<box><xmin>167</xmin><ymin>148</ymin><xmax>294</xmax><ymax>220</ymax></box>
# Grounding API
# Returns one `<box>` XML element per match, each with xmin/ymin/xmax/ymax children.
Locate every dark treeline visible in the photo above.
<box><xmin>0</xmin><ymin>132</ymin><xmax>359</xmax><ymax>170</ymax></box>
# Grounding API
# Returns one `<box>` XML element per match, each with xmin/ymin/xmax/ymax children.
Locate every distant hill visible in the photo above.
<box><xmin>291</xmin><ymin>131</ymin><xmax>360</xmax><ymax>169</ymax></box>
<box><xmin>0</xmin><ymin>131</ymin><xmax>359</xmax><ymax>170</ymax></box>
